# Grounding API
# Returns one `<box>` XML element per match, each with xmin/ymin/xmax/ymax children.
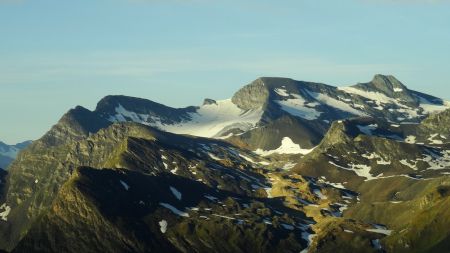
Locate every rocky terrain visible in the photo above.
<box><xmin>1</xmin><ymin>74</ymin><xmax>449</xmax><ymax>253</ymax></box>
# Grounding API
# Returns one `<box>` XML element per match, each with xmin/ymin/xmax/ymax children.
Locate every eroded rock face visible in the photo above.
<box><xmin>371</xmin><ymin>75</ymin><xmax>407</xmax><ymax>93</ymax></box>
<box><xmin>231</xmin><ymin>78</ymin><xmax>270</xmax><ymax>110</ymax></box>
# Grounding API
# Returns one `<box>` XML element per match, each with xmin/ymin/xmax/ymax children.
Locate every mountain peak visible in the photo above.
<box><xmin>371</xmin><ymin>74</ymin><xmax>407</xmax><ymax>92</ymax></box>
<box><xmin>231</xmin><ymin>77</ymin><xmax>316</xmax><ymax>110</ymax></box>
<box><xmin>60</xmin><ymin>106</ymin><xmax>109</xmax><ymax>134</ymax></box>
<box><xmin>95</xmin><ymin>95</ymin><xmax>171</xmax><ymax>115</ymax></box>
<box><xmin>39</xmin><ymin>106</ymin><xmax>111</xmax><ymax>147</ymax></box>
<box><xmin>351</xmin><ymin>74</ymin><xmax>419</xmax><ymax>104</ymax></box>
<box><xmin>231</xmin><ymin>78</ymin><xmax>270</xmax><ymax>110</ymax></box>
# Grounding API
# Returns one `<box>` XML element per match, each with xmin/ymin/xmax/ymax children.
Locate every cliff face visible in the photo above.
<box><xmin>231</xmin><ymin>78</ymin><xmax>270</xmax><ymax>111</ymax></box>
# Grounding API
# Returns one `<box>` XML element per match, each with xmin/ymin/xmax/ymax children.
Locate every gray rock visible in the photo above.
<box><xmin>231</xmin><ymin>78</ymin><xmax>270</xmax><ymax>110</ymax></box>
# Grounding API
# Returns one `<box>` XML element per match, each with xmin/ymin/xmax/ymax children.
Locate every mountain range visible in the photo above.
<box><xmin>0</xmin><ymin>141</ymin><xmax>32</xmax><ymax>170</ymax></box>
<box><xmin>1</xmin><ymin>74</ymin><xmax>450</xmax><ymax>253</ymax></box>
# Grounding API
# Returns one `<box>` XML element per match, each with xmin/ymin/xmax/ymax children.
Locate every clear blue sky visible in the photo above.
<box><xmin>1</xmin><ymin>0</ymin><xmax>450</xmax><ymax>144</ymax></box>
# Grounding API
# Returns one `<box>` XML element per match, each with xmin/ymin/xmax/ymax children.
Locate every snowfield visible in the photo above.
<box><xmin>305</xmin><ymin>90</ymin><xmax>366</xmax><ymax>117</ymax></box>
<box><xmin>108</xmin><ymin>100</ymin><xmax>263</xmax><ymax>138</ymax></box>
<box><xmin>275</xmin><ymin>93</ymin><xmax>322</xmax><ymax>120</ymax></box>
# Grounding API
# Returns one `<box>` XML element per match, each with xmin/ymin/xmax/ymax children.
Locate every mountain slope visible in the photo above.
<box><xmin>2</xmin><ymin>120</ymin><xmax>330</xmax><ymax>252</ymax></box>
<box><xmin>1</xmin><ymin>118</ymin><xmax>279</xmax><ymax>251</ymax></box>
<box><xmin>13</xmin><ymin>166</ymin><xmax>311</xmax><ymax>253</ymax></box>
<box><xmin>293</xmin><ymin>109</ymin><xmax>450</xmax><ymax>252</ymax></box>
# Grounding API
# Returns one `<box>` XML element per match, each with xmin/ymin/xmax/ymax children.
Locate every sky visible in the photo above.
<box><xmin>1</xmin><ymin>0</ymin><xmax>450</xmax><ymax>144</ymax></box>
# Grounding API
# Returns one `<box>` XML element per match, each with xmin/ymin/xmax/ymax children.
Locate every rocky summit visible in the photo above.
<box><xmin>1</xmin><ymin>75</ymin><xmax>450</xmax><ymax>253</ymax></box>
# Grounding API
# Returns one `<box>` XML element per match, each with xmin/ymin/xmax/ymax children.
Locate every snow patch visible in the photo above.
<box><xmin>159</xmin><ymin>220</ymin><xmax>168</xmax><ymax>233</ymax></box>
<box><xmin>418</xmin><ymin>150</ymin><xmax>450</xmax><ymax>170</ymax></box>
<box><xmin>274</xmin><ymin>88</ymin><xmax>290</xmax><ymax>97</ymax></box>
<box><xmin>275</xmin><ymin>94</ymin><xmax>322</xmax><ymax>120</ymax></box>
<box><xmin>377</xmin><ymin>159</ymin><xmax>392</xmax><ymax>165</ymax></box>
<box><xmin>204</xmin><ymin>195</ymin><xmax>218</xmax><ymax>202</ymax></box>
<box><xmin>281</xmin><ymin>223</ymin><xmax>295</xmax><ymax>230</ymax></box>
<box><xmin>366</xmin><ymin>228</ymin><xmax>392</xmax><ymax>236</ymax></box>
<box><xmin>212</xmin><ymin>214</ymin><xmax>240</xmax><ymax>221</ymax></box>
<box><xmin>339</xmin><ymin>87</ymin><xmax>397</xmax><ymax>105</ymax></box>
<box><xmin>313</xmin><ymin>188</ymin><xmax>327</xmax><ymax>200</ymax></box>
<box><xmin>317</xmin><ymin>177</ymin><xmax>346</xmax><ymax>190</ymax></box>
<box><xmin>405</xmin><ymin>135</ymin><xmax>416</xmax><ymax>144</ymax></box>
<box><xmin>282</xmin><ymin>162</ymin><xmax>297</xmax><ymax>171</ymax></box>
<box><xmin>306</xmin><ymin>90</ymin><xmax>367</xmax><ymax>117</ymax></box>
<box><xmin>208</xmin><ymin>153</ymin><xmax>222</xmax><ymax>161</ymax></box>
<box><xmin>254</xmin><ymin>137</ymin><xmax>315</xmax><ymax>156</ymax></box>
<box><xmin>300</xmin><ymin>232</ymin><xmax>317</xmax><ymax>253</ymax></box>
<box><xmin>328</xmin><ymin>161</ymin><xmax>377</xmax><ymax>180</ymax></box>
<box><xmin>357</xmin><ymin>124</ymin><xmax>378</xmax><ymax>135</ymax></box>
<box><xmin>170</xmin><ymin>167</ymin><xmax>178</xmax><ymax>174</ymax></box>
<box><xmin>400</xmin><ymin>159</ymin><xmax>418</xmax><ymax>170</ymax></box>
<box><xmin>169</xmin><ymin>186</ymin><xmax>182</xmax><ymax>200</ymax></box>
<box><xmin>120</xmin><ymin>180</ymin><xmax>130</xmax><ymax>191</ymax></box>
<box><xmin>0</xmin><ymin>204</ymin><xmax>11</xmax><ymax>221</ymax></box>
<box><xmin>428</xmin><ymin>133</ymin><xmax>444</xmax><ymax>145</ymax></box>
<box><xmin>264</xmin><ymin>187</ymin><xmax>273</xmax><ymax>198</ymax></box>
<box><xmin>338</xmin><ymin>86</ymin><xmax>428</xmax><ymax>120</ymax></box>
<box><xmin>159</xmin><ymin>203</ymin><xmax>189</xmax><ymax>217</ymax></box>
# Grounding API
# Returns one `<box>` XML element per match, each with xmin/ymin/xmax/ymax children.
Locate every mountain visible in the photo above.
<box><xmin>17</xmin><ymin>75</ymin><xmax>444</xmax><ymax>154</ymax></box>
<box><xmin>0</xmin><ymin>141</ymin><xmax>32</xmax><ymax>169</ymax></box>
<box><xmin>1</xmin><ymin>74</ymin><xmax>449</xmax><ymax>253</ymax></box>
<box><xmin>9</xmin><ymin>123</ymin><xmax>313</xmax><ymax>253</ymax></box>
<box><xmin>294</xmin><ymin>109</ymin><xmax>450</xmax><ymax>252</ymax></box>
<box><xmin>97</xmin><ymin>75</ymin><xmax>447</xmax><ymax>151</ymax></box>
